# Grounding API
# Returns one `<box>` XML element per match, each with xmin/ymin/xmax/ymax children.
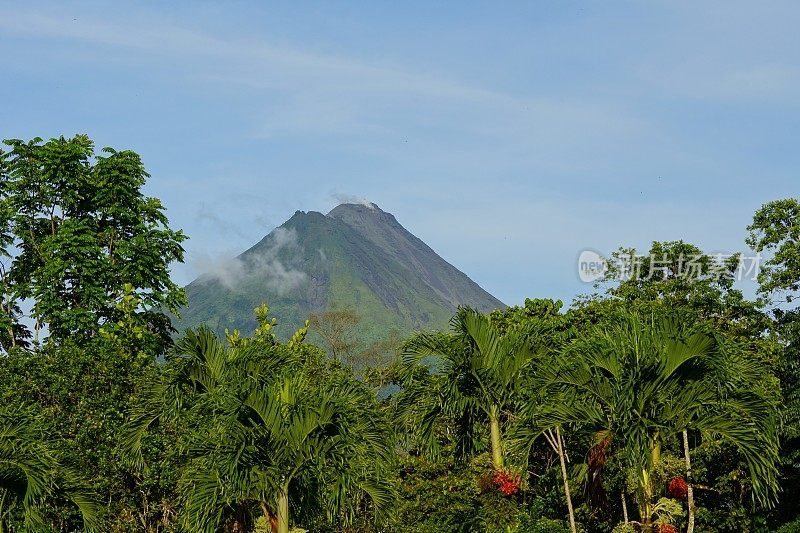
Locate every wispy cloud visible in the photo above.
<box><xmin>0</xmin><ymin>7</ymin><xmax>500</xmax><ymax>100</ymax></box>
<box><xmin>4</xmin><ymin>1</ymin><xmax>798</xmax><ymax>306</ymax></box>
<box><xmin>192</xmin><ymin>227</ymin><xmax>306</xmax><ymax>294</ymax></box>
<box><xmin>0</xmin><ymin>4</ymin><xmax>644</xmax><ymax>151</ymax></box>
<box><xmin>195</xmin><ymin>204</ymin><xmax>250</xmax><ymax>241</ymax></box>
<box><xmin>329</xmin><ymin>193</ymin><xmax>375</xmax><ymax>209</ymax></box>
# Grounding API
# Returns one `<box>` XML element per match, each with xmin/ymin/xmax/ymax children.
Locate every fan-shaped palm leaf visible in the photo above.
<box><xmin>0</xmin><ymin>408</ymin><xmax>101</xmax><ymax>532</ymax></box>
<box><xmin>522</xmin><ymin>311</ymin><xmax>779</xmax><ymax>525</ymax></box>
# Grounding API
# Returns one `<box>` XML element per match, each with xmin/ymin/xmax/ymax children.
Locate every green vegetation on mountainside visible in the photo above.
<box><xmin>175</xmin><ymin>204</ymin><xmax>502</xmax><ymax>351</ymax></box>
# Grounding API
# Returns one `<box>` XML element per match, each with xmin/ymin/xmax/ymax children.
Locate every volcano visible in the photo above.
<box><xmin>175</xmin><ymin>203</ymin><xmax>505</xmax><ymax>345</ymax></box>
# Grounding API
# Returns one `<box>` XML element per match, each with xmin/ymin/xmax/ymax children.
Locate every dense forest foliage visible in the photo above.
<box><xmin>1</xmin><ymin>135</ymin><xmax>799</xmax><ymax>532</ymax></box>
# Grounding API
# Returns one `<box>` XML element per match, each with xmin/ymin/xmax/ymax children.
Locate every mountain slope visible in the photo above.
<box><xmin>175</xmin><ymin>203</ymin><xmax>504</xmax><ymax>343</ymax></box>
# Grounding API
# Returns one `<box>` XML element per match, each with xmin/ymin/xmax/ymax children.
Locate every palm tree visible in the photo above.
<box><xmin>127</xmin><ymin>317</ymin><xmax>394</xmax><ymax>533</ymax></box>
<box><xmin>397</xmin><ymin>307</ymin><xmax>538</xmax><ymax>470</ymax></box>
<box><xmin>524</xmin><ymin>311</ymin><xmax>780</xmax><ymax>529</ymax></box>
<box><xmin>0</xmin><ymin>407</ymin><xmax>100</xmax><ymax>532</ymax></box>
<box><xmin>179</xmin><ymin>373</ymin><xmax>393</xmax><ymax>533</ymax></box>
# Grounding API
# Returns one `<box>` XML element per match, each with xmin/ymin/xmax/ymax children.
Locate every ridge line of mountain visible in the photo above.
<box><xmin>175</xmin><ymin>203</ymin><xmax>504</xmax><ymax>348</ymax></box>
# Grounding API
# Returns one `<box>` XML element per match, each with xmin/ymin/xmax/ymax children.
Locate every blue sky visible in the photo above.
<box><xmin>1</xmin><ymin>1</ymin><xmax>798</xmax><ymax>306</ymax></box>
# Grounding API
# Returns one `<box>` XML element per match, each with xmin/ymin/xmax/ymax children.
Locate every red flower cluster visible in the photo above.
<box><xmin>492</xmin><ymin>469</ymin><xmax>521</xmax><ymax>496</ymax></box>
<box><xmin>668</xmin><ymin>476</ymin><xmax>688</xmax><ymax>501</ymax></box>
<box><xmin>657</xmin><ymin>524</ymin><xmax>679</xmax><ymax>533</ymax></box>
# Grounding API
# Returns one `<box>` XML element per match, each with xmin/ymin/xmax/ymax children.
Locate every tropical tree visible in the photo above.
<box><xmin>308</xmin><ymin>306</ymin><xmax>361</xmax><ymax>362</ymax></box>
<box><xmin>0</xmin><ymin>135</ymin><xmax>186</xmax><ymax>351</ymax></box>
<box><xmin>0</xmin><ymin>407</ymin><xmax>100</xmax><ymax>532</ymax></box>
<box><xmin>573</xmin><ymin>239</ymin><xmax>784</xmax><ymax>529</ymax></box>
<box><xmin>747</xmin><ymin>198</ymin><xmax>800</xmax><ymax>302</ymax></box>
<box><xmin>748</xmin><ymin>197</ymin><xmax>800</xmax><ymax>526</ymax></box>
<box><xmin>127</xmin><ymin>307</ymin><xmax>395</xmax><ymax>533</ymax></box>
<box><xmin>396</xmin><ymin>307</ymin><xmax>539</xmax><ymax>470</ymax></box>
<box><xmin>523</xmin><ymin>311</ymin><xmax>780</xmax><ymax>530</ymax></box>
<box><xmin>489</xmin><ymin>299</ymin><xmax>579</xmax><ymax>531</ymax></box>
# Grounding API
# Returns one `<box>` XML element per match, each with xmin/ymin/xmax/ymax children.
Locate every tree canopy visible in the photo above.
<box><xmin>0</xmin><ymin>135</ymin><xmax>186</xmax><ymax>351</ymax></box>
<box><xmin>0</xmin><ymin>135</ymin><xmax>797</xmax><ymax>532</ymax></box>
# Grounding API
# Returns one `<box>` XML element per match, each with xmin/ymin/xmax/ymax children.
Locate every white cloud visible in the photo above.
<box><xmin>329</xmin><ymin>193</ymin><xmax>376</xmax><ymax>209</ymax></box>
<box><xmin>0</xmin><ymin>4</ymin><xmax>645</xmax><ymax>150</ymax></box>
<box><xmin>192</xmin><ymin>251</ymin><xmax>247</xmax><ymax>290</ymax></box>
<box><xmin>5</xmin><ymin>0</ymin><xmax>797</xmax><ymax>308</ymax></box>
<box><xmin>191</xmin><ymin>227</ymin><xmax>306</xmax><ymax>294</ymax></box>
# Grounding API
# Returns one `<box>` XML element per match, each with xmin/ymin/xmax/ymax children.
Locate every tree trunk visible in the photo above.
<box><xmin>489</xmin><ymin>406</ymin><xmax>504</xmax><ymax>469</ymax></box>
<box><xmin>556</xmin><ymin>426</ymin><xmax>577</xmax><ymax>533</ymax></box>
<box><xmin>640</xmin><ymin>468</ymin><xmax>654</xmax><ymax>528</ymax></box>
<box><xmin>277</xmin><ymin>483</ymin><xmax>290</xmax><ymax>533</ymax></box>
<box><xmin>543</xmin><ymin>427</ymin><xmax>577</xmax><ymax>532</ymax></box>
<box><xmin>0</xmin><ymin>489</ymin><xmax>5</xmax><ymax>533</ymax></box>
<box><xmin>651</xmin><ymin>433</ymin><xmax>661</xmax><ymax>467</ymax></box>
<box><xmin>1</xmin><ymin>293</ymin><xmax>15</xmax><ymax>349</ymax></box>
<box><xmin>639</xmin><ymin>433</ymin><xmax>662</xmax><ymax>528</ymax></box>
<box><xmin>683</xmin><ymin>430</ymin><xmax>695</xmax><ymax>533</ymax></box>
<box><xmin>622</xmin><ymin>491</ymin><xmax>629</xmax><ymax>524</ymax></box>
<box><xmin>3</xmin><ymin>305</ymin><xmax>14</xmax><ymax>349</ymax></box>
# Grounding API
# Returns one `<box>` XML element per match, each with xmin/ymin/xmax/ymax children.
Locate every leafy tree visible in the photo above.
<box><xmin>127</xmin><ymin>307</ymin><xmax>395</xmax><ymax>533</ymax></box>
<box><xmin>748</xmin><ymin>198</ymin><xmax>800</xmax><ymax>526</ymax></box>
<box><xmin>308</xmin><ymin>307</ymin><xmax>402</xmax><ymax>374</ymax></box>
<box><xmin>0</xmin><ymin>337</ymin><xmax>176</xmax><ymax>532</ymax></box>
<box><xmin>490</xmin><ymin>299</ymin><xmax>581</xmax><ymax>531</ymax></box>
<box><xmin>308</xmin><ymin>307</ymin><xmax>361</xmax><ymax>362</ymax></box>
<box><xmin>0</xmin><ymin>406</ymin><xmax>101</xmax><ymax>532</ymax></box>
<box><xmin>525</xmin><ymin>311</ymin><xmax>780</xmax><ymax>530</ymax></box>
<box><xmin>572</xmin><ymin>240</ymin><xmax>783</xmax><ymax>527</ymax></box>
<box><xmin>592</xmin><ymin>240</ymin><xmax>766</xmax><ymax>329</ymax></box>
<box><xmin>489</xmin><ymin>299</ymin><xmax>568</xmax><ymax>337</ymax></box>
<box><xmin>0</xmin><ymin>135</ymin><xmax>186</xmax><ymax>350</ymax></box>
<box><xmin>747</xmin><ymin>198</ymin><xmax>800</xmax><ymax>302</ymax></box>
<box><xmin>0</xmin><ymin>158</ymin><xmax>28</xmax><ymax>351</ymax></box>
<box><xmin>396</xmin><ymin>307</ymin><xmax>539</xmax><ymax>470</ymax></box>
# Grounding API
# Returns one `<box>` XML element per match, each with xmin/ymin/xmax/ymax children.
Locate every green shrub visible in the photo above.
<box><xmin>526</xmin><ymin>517</ymin><xmax>574</xmax><ymax>533</ymax></box>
